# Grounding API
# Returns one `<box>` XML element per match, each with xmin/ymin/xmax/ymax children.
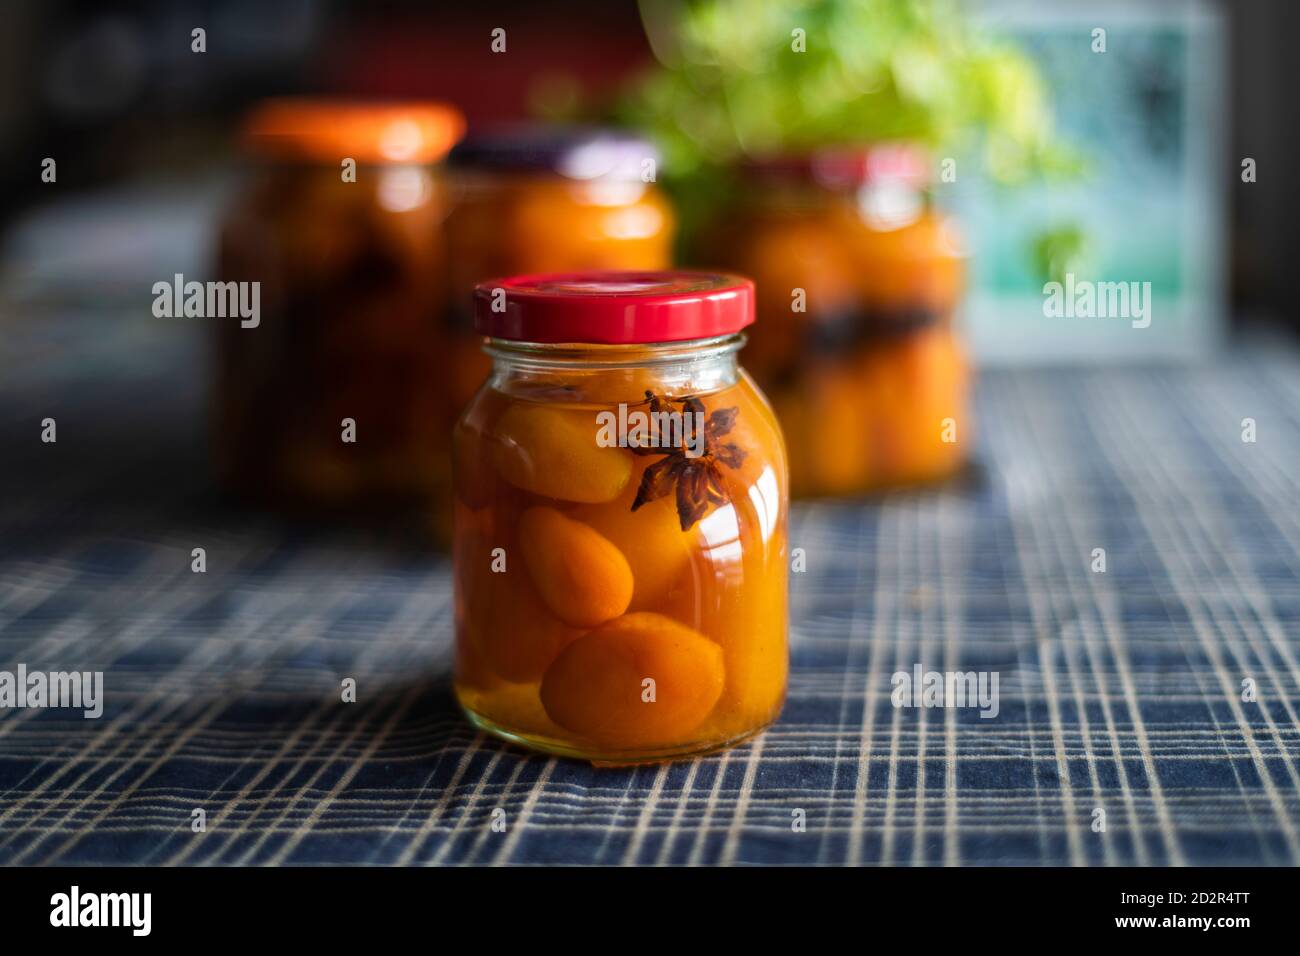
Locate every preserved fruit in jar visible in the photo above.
<box><xmin>442</xmin><ymin>127</ymin><xmax>675</xmax><ymax>412</ymax></box>
<box><xmin>453</xmin><ymin>272</ymin><xmax>788</xmax><ymax>764</ymax></box>
<box><xmin>215</xmin><ymin>98</ymin><xmax>464</xmax><ymax>513</ymax></box>
<box><xmin>700</xmin><ymin>145</ymin><xmax>969</xmax><ymax>496</ymax></box>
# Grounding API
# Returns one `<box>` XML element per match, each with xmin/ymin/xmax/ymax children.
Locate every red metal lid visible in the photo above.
<box><xmin>472</xmin><ymin>271</ymin><xmax>755</xmax><ymax>344</ymax></box>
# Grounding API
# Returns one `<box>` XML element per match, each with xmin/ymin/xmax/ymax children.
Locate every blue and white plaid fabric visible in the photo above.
<box><xmin>1</xmin><ymin>317</ymin><xmax>1298</xmax><ymax>865</ymax></box>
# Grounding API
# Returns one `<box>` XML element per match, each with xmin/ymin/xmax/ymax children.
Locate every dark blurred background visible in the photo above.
<box><xmin>0</xmin><ymin>0</ymin><xmax>1294</xmax><ymax>335</ymax></box>
<box><xmin>0</xmin><ymin>0</ymin><xmax>1294</xmax><ymax>351</ymax></box>
<box><xmin>1226</xmin><ymin>0</ymin><xmax>1299</xmax><ymax>324</ymax></box>
<box><xmin>0</xmin><ymin>1</ymin><xmax>653</xmax><ymax>216</ymax></box>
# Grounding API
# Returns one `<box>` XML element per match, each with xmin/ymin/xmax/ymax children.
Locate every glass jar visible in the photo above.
<box><xmin>699</xmin><ymin>145</ymin><xmax>970</xmax><ymax>497</ymax></box>
<box><xmin>442</xmin><ymin>127</ymin><xmax>675</xmax><ymax>412</ymax></box>
<box><xmin>453</xmin><ymin>272</ymin><xmax>787</xmax><ymax>764</ymax></box>
<box><xmin>215</xmin><ymin>98</ymin><xmax>464</xmax><ymax>512</ymax></box>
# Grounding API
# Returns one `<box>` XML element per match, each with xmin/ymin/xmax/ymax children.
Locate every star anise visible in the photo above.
<box><xmin>628</xmin><ymin>390</ymin><xmax>747</xmax><ymax>531</ymax></box>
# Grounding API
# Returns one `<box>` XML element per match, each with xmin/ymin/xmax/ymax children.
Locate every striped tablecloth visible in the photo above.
<box><xmin>1</xmin><ymin>314</ymin><xmax>1299</xmax><ymax>865</ymax></box>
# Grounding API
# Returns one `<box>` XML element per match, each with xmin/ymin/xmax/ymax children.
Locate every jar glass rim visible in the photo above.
<box><xmin>483</xmin><ymin>333</ymin><xmax>745</xmax><ymax>370</ymax></box>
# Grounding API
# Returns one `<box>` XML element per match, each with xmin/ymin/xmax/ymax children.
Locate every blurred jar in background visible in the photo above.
<box><xmin>442</xmin><ymin>127</ymin><xmax>676</xmax><ymax>410</ymax></box>
<box><xmin>700</xmin><ymin>145</ymin><xmax>969</xmax><ymax>497</ymax></box>
<box><xmin>216</xmin><ymin>99</ymin><xmax>464</xmax><ymax>513</ymax></box>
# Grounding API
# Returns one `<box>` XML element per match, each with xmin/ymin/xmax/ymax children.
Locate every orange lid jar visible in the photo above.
<box><xmin>453</xmin><ymin>272</ymin><xmax>787</xmax><ymax>764</ymax></box>
<box><xmin>215</xmin><ymin>98</ymin><xmax>464</xmax><ymax>513</ymax></box>
<box><xmin>699</xmin><ymin>145</ymin><xmax>971</xmax><ymax>497</ymax></box>
<box><xmin>442</xmin><ymin>127</ymin><xmax>676</xmax><ymax>412</ymax></box>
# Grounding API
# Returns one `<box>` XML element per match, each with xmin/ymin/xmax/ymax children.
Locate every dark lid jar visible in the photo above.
<box><xmin>441</xmin><ymin>126</ymin><xmax>677</xmax><ymax>410</ymax></box>
<box><xmin>452</xmin><ymin>271</ymin><xmax>787</xmax><ymax>764</ymax></box>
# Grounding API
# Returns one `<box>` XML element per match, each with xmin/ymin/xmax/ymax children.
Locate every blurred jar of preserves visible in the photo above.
<box><xmin>442</xmin><ymin>127</ymin><xmax>676</xmax><ymax>409</ymax></box>
<box><xmin>215</xmin><ymin>99</ymin><xmax>464</xmax><ymax>512</ymax></box>
<box><xmin>700</xmin><ymin>145</ymin><xmax>970</xmax><ymax>497</ymax></box>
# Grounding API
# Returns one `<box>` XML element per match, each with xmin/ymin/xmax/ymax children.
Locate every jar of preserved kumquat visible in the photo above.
<box><xmin>442</xmin><ymin>127</ymin><xmax>675</xmax><ymax>411</ymax></box>
<box><xmin>216</xmin><ymin>98</ymin><xmax>464</xmax><ymax>512</ymax></box>
<box><xmin>700</xmin><ymin>144</ymin><xmax>969</xmax><ymax>497</ymax></box>
<box><xmin>453</xmin><ymin>272</ymin><xmax>787</xmax><ymax>764</ymax></box>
